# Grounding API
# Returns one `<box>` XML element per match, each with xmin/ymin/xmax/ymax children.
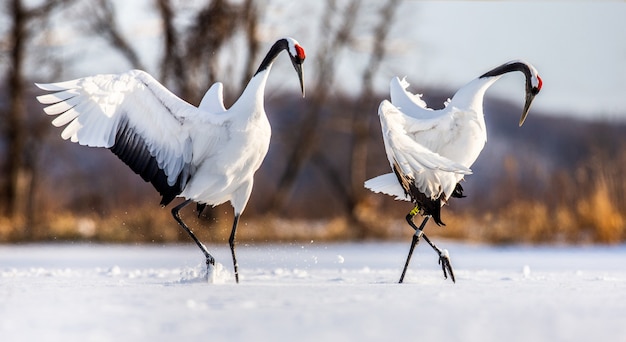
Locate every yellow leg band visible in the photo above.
<box><xmin>409</xmin><ymin>206</ymin><xmax>420</xmax><ymax>216</ymax></box>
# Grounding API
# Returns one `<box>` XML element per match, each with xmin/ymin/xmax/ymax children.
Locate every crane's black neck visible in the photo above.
<box><xmin>479</xmin><ymin>61</ymin><xmax>537</xmax><ymax>94</ymax></box>
<box><xmin>254</xmin><ymin>38</ymin><xmax>290</xmax><ymax>76</ymax></box>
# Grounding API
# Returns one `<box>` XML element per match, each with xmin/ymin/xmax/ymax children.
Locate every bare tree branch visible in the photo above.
<box><xmin>240</xmin><ymin>0</ymin><xmax>261</xmax><ymax>90</ymax></box>
<box><xmin>183</xmin><ymin>0</ymin><xmax>240</xmax><ymax>104</ymax></box>
<box><xmin>1</xmin><ymin>0</ymin><xmax>79</xmax><ymax>232</ymax></box>
<box><xmin>3</xmin><ymin>0</ymin><xmax>28</xmax><ymax>219</ymax></box>
<box><xmin>268</xmin><ymin>0</ymin><xmax>362</xmax><ymax>213</ymax></box>
<box><xmin>24</xmin><ymin>0</ymin><xmax>74</xmax><ymax>19</ymax></box>
<box><xmin>91</xmin><ymin>0</ymin><xmax>144</xmax><ymax>70</ymax></box>
<box><xmin>349</xmin><ymin>0</ymin><xmax>400</xmax><ymax>204</ymax></box>
<box><xmin>155</xmin><ymin>0</ymin><xmax>190</xmax><ymax>99</ymax></box>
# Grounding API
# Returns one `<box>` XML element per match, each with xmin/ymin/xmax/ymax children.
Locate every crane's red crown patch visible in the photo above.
<box><xmin>295</xmin><ymin>45</ymin><xmax>306</xmax><ymax>60</ymax></box>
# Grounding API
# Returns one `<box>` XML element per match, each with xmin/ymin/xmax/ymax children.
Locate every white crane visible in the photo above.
<box><xmin>35</xmin><ymin>37</ymin><xmax>306</xmax><ymax>283</ymax></box>
<box><xmin>365</xmin><ymin>60</ymin><xmax>542</xmax><ymax>283</ymax></box>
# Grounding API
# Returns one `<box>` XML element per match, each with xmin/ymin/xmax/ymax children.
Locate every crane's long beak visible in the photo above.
<box><xmin>290</xmin><ymin>55</ymin><xmax>305</xmax><ymax>98</ymax></box>
<box><xmin>295</xmin><ymin>63</ymin><xmax>305</xmax><ymax>98</ymax></box>
<box><xmin>520</xmin><ymin>90</ymin><xmax>536</xmax><ymax>127</ymax></box>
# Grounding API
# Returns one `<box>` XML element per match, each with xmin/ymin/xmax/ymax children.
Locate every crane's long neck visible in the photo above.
<box><xmin>231</xmin><ymin>67</ymin><xmax>272</xmax><ymax>116</ymax></box>
<box><xmin>231</xmin><ymin>39</ymin><xmax>289</xmax><ymax>116</ymax></box>
<box><xmin>450</xmin><ymin>76</ymin><xmax>500</xmax><ymax>114</ymax></box>
<box><xmin>450</xmin><ymin>60</ymin><xmax>538</xmax><ymax>116</ymax></box>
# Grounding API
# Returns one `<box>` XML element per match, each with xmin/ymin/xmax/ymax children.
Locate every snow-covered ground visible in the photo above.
<box><xmin>1</xmin><ymin>241</ymin><xmax>625</xmax><ymax>341</ymax></box>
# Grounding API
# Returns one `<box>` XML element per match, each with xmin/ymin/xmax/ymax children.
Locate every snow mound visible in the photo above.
<box><xmin>1</xmin><ymin>242</ymin><xmax>626</xmax><ymax>342</ymax></box>
<box><xmin>179</xmin><ymin>262</ymin><xmax>230</xmax><ymax>284</ymax></box>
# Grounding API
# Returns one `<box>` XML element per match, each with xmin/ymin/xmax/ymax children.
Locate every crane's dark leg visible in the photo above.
<box><xmin>421</xmin><ymin>233</ymin><xmax>455</xmax><ymax>283</ymax></box>
<box><xmin>228</xmin><ymin>214</ymin><xmax>240</xmax><ymax>283</ymax></box>
<box><xmin>400</xmin><ymin>206</ymin><xmax>456</xmax><ymax>283</ymax></box>
<box><xmin>399</xmin><ymin>207</ymin><xmax>429</xmax><ymax>283</ymax></box>
<box><xmin>171</xmin><ymin>199</ymin><xmax>215</xmax><ymax>276</ymax></box>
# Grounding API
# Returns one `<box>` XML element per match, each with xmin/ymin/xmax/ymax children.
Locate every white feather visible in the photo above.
<box><xmin>368</xmin><ymin>61</ymin><xmax>541</xmax><ymax>204</ymax></box>
<box><xmin>199</xmin><ymin>82</ymin><xmax>226</xmax><ymax>113</ymax></box>
<box><xmin>364</xmin><ymin>173</ymin><xmax>410</xmax><ymax>201</ymax></box>
<box><xmin>377</xmin><ymin>100</ymin><xmax>473</xmax><ymax>201</ymax></box>
<box><xmin>390</xmin><ymin>76</ymin><xmax>429</xmax><ymax>112</ymax></box>
<box><xmin>35</xmin><ymin>37</ymin><xmax>308</xmax><ymax>283</ymax></box>
<box><xmin>35</xmin><ymin>69</ymin><xmax>246</xmax><ymax>198</ymax></box>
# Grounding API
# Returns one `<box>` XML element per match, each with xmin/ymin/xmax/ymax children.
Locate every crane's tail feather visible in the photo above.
<box><xmin>364</xmin><ymin>173</ymin><xmax>410</xmax><ymax>201</ymax></box>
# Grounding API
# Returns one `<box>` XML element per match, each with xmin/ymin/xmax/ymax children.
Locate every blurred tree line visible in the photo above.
<box><xmin>1</xmin><ymin>0</ymin><xmax>625</xmax><ymax>244</ymax></box>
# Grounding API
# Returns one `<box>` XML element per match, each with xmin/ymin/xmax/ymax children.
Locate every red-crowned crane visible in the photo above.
<box><xmin>365</xmin><ymin>60</ymin><xmax>542</xmax><ymax>283</ymax></box>
<box><xmin>36</xmin><ymin>37</ymin><xmax>306</xmax><ymax>283</ymax></box>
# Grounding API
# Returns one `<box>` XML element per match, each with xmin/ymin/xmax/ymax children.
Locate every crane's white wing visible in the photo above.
<box><xmin>198</xmin><ymin>82</ymin><xmax>227</xmax><ymax>113</ymax></box>
<box><xmin>388</xmin><ymin>76</ymin><xmax>488</xmax><ymax>179</ymax></box>
<box><xmin>389</xmin><ymin>76</ymin><xmax>457</xmax><ymax>138</ymax></box>
<box><xmin>378</xmin><ymin>100</ymin><xmax>471</xmax><ymax>200</ymax></box>
<box><xmin>389</xmin><ymin>76</ymin><xmax>429</xmax><ymax>112</ymax></box>
<box><xmin>36</xmin><ymin>70</ymin><xmax>226</xmax><ymax>204</ymax></box>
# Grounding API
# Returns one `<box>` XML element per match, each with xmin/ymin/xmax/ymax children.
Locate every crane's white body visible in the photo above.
<box><xmin>365</xmin><ymin>75</ymin><xmax>500</xmax><ymax>203</ymax></box>
<box><xmin>37</xmin><ymin>67</ymin><xmax>274</xmax><ymax>215</ymax></box>
<box><xmin>36</xmin><ymin>37</ymin><xmax>306</xmax><ymax>283</ymax></box>
<box><xmin>366</xmin><ymin>60</ymin><xmax>542</xmax><ymax>282</ymax></box>
<box><xmin>390</xmin><ymin>76</ymin><xmax>496</xmax><ymax>167</ymax></box>
<box><xmin>366</xmin><ymin>60</ymin><xmax>541</xmax><ymax>209</ymax></box>
<box><xmin>179</xmin><ymin>71</ymin><xmax>273</xmax><ymax>213</ymax></box>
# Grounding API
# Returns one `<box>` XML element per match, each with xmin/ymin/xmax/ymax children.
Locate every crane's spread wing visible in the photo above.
<box><xmin>198</xmin><ymin>82</ymin><xmax>227</xmax><ymax>113</ymax></box>
<box><xmin>389</xmin><ymin>76</ymin><xmax>477</xmax><ymax>166</ymax></box>
<box><xmin>389</xmin><ymin>76</ymin><xmax>429</xmax><ymax>112</ymax></box>
<box><xmin>389</xmin><ymin>76</ymin><xmax>457</xmax><ymax>135</ymax></box>
<box><xmin>36</xmin><ymin>70</ymin><xmax>210</xmax><ymax>205</ymax></box>
<box><xmin>377</xmin><ymin>100</ymin><xmax>471</xmax><ymax>201</ymax></box>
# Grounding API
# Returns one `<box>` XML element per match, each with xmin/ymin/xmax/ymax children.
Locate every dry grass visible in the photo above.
<box><xmin>0</xmin><ymin>192</ymin><xmax>624</xmax><ymax>244</ymax></box>
<box><xmin>575</xmin><ymin>179</ymin><xmax>625</xmax><ymax>243</ymax></box>
<box><xmin>1</xmin><ymin>149</ymin><xmax>625</xmax><ymax>245</ymax></box>
<box><xmin>416</xmin><ymin>203</ymin><xmax>624</xmax><ymax>246</ymax></box>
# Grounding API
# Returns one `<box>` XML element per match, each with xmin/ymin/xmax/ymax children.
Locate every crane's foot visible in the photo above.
<box><xmin>437</xmin><ymin>249</ymin><xmax>455</xmax><ymax>283</ymax></box>
<box><xmin>202</xmin><ymin>255</ymin><xmax>215</xmax><ymax>282</ymax></box>
<box><xmin>206</xmin><ymin>255</ymin><xmax>216</xmax><ymax>266</ymax></box>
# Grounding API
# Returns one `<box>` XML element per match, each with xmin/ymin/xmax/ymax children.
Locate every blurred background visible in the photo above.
<box><xmin>1</xmin><ymin>0</ymin><xmax>625</xmax><ymax>244</ymax></box>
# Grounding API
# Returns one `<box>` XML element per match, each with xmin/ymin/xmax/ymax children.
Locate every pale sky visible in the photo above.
<box><xmin>389</xmin><ymin>2</ymin><xmax>626</xmax><ymax>121</ymax></box>
<box><xmin>42</xmin><ymin>1</ymin><xmax>626</xmax><ymax>121</ymax></box>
